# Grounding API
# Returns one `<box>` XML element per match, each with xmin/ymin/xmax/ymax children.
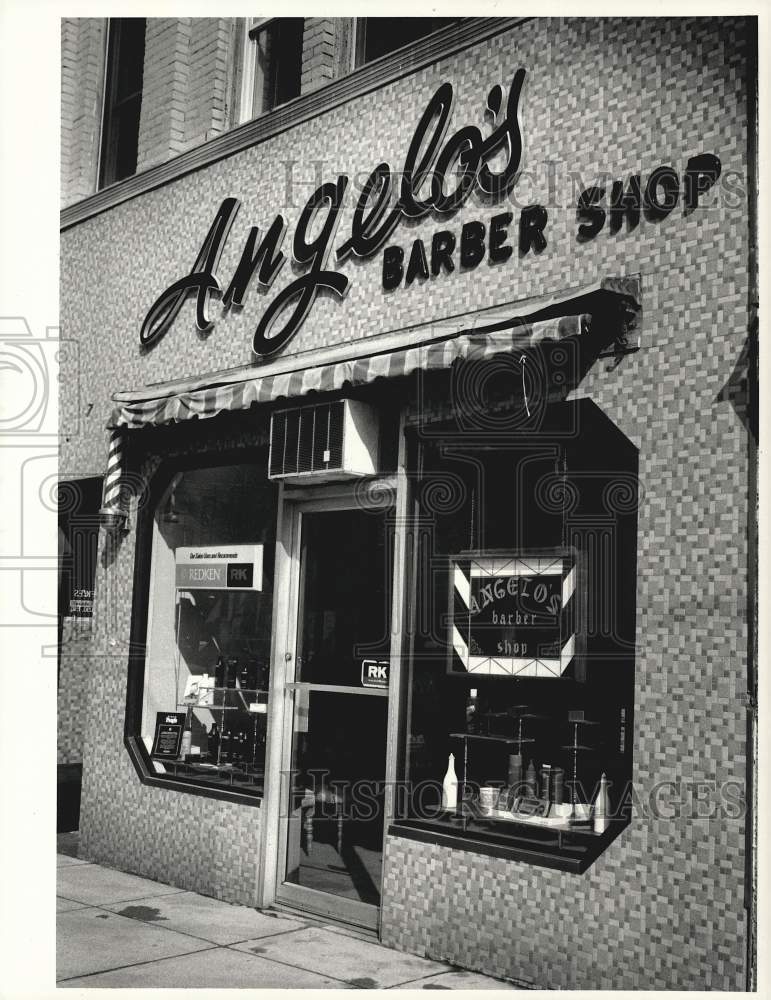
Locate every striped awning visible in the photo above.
<box><xmin>108</xmin><ymin>273</ymin><xmax>641</xmax><ymax>431</ymax></box>
<box><xmin>110</xmin><ymin>313</ymin><xmax>591</xmax><ymax>431</ymax></box>
<box><xmin>99</xmin><ymin>275</ymin><xmax>641</xmax><ymax>527</ymax></box>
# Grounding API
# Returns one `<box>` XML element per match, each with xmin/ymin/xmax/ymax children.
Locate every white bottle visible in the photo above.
<box><xmin>180</xmin><ymin>706</ymin><xmax>193</xmax><ymax>758</ymax></box>
<box><xmin>593</xmin><ymin>772</ymin><xmax>610</xmax><ymax>833</ymax></box>
<box><xmin>442</xmin><ymin>752</ymin><xmax>458</xmax><ymax>810</ymax></box>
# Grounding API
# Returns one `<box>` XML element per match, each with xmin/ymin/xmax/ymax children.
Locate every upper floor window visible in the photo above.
<box><xmin>355</xmin><ymin>17</ymin><xmax>459</xmax><ymax>66</ymax></box>
<box><xmin>99</xmin><ymin>18</ymin><xmax>146</xmax><ymax>188</ymax></box>
<box><xmin>239</xmin><ymin>17</ymin><xmax>304</xmax><ymax>122</ymax></box>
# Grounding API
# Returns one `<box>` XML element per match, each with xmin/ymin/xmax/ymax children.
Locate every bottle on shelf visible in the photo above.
<box><xmin>552</xmin><ymin>766</ymin><xmax>565</xmax><ymax>805</ymax></box>
<box><xmin>507</xmin><ymin>753</ymin><xmax>523</xmax><ymax>790</ymax></box>
<box><xmin>221</xmin><ymin>727</ymin><xmax>231</xmax><ymax>763</ymax></box>
<box><xmin>540</xmin><ymin>763</ymin><xmax>553</xmax><ymax>803</ymax></box>
<box><xmin>466</xmin><ymin>688</ymin><xmax>479</xmax><ymax>733</ymax></box>
<box><xmin>208</xmin><ymin>722</ymin><xmax>220</xmax><ymax>763</ymax></box>
<box><xmin>226</xmin><ymin>657</ymin><xmax>239</xmax><ymax>689</ymax></box>
<box><xmin>525</xmin><ymin>759</ymin><xmax>538</xmax><ymax>797</ymax></box>
<box><xmin>236</xmin><ymin>729</ymin><xmax>247</xmax><ymax>763</ymax></box>
<box><xmin>593</xmin><ymin>772</ymin><xmax>610</xmax><ymax>832</ymax></box>
<box><xmin>214</xmin><ymin>656</ymin><xmax>225</xmax><ymax>688</ymax></box>
<box><xmin>180</xmin><ymin>706</ymin><xmax>193</xmax><ymax>758</ymax></box>
<box><xmin>246</xmin><ymin>660</ymin><xmax>257</xmax><ymax>692</ymax></box>
<box><xmin>442</xmin><ymin>752</ymin><xmax>458</xmax><ymax>810</ymax></box>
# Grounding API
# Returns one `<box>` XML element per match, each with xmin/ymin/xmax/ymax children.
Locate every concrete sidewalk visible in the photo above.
<box><xmin>57</xmin><ymin>850</ymin><xmax>517</xmax><ymax>989</ymax></box>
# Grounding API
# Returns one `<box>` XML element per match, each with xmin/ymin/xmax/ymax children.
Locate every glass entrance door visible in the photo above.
<box><xmin>276</xmin><ymin>503</ymin><xmax>392</xmax><ymax>929</ymax></box>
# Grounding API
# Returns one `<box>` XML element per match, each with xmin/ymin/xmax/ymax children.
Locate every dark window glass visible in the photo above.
<box><xmin>58</xmin><ymin>476</ymin><xmax>103</xmax><ymax>682</ymax></box>
<box><xmin>355</xmin><ymin>17</ymin><xmax>459</xmax><ymax>66</ymax></box>
<box><xmin>250</xmin><ymin>18</ymin><xmax>304</xmax><ymax>116</ymax></box>
<box><xmin>58</xmin><ymin>477</ymin><xmax>102</xmax><ymax>626</ymax></box>
<box><xmin>399</xmin><ymin>400</ymin><xmax>638</xmax><ymax>870</ymax></box>
<box><xmin>99</xmin><ymin>18</ymin><xmax>146</xmax><ymax>188</ymax></box>
<box><xmin>140</xmin><ymin>461</ymin><xmax>278</xmax><ymax>797</ymax></box>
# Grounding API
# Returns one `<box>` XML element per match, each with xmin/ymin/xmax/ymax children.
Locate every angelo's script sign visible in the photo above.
<box><xmin>140</xmin><ymin>70</ymin><xmax>527</xmax><ymax>357</ymax></box>
<box><xmin>141</xmin><ymin>63</ymin><xmax>722</xmax><ymax>361</ymax></box>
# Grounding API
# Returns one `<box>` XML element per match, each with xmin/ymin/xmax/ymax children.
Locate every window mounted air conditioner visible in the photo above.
<box><xmin>268</xmin><ymin>399</ymin><xmax>379</xmax><ymax>482</ymax></box>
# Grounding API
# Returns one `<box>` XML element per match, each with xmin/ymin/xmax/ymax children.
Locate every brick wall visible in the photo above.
<box><xmin>136</xmin><ymin>19</ymin><xmax>191</xmax><ymax>171</ymax></box>
<box><xmin>300</xmin><ymin>18</ymin><xmax>353</xmax><ymax>96</ymax></box>
<box><xmin>137</xmin><ymin>17</ymin><xmax>239</xmax><ymax>172</ymax></box>
<box><xmin>61</xmin><ymin>18</ymin><xmax>356</xmax><ymax>204</ymax></box>
<box><xmin>60</xmin><ymin>18</ymin><xmax>106</xmax><ymax>208</ymax></box>
<box><xmin>183</xmin><ymin>18</ymin><xmax>235</xmax><ymax>149</ymax></box>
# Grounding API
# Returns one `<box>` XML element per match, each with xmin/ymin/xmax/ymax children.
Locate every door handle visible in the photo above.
<box><xmin>284</xmin><ymin>681</ymin><xmax>388</xmax><ymax>697</ymax></box>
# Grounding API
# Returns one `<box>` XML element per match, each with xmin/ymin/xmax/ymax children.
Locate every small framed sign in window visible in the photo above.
<box><xmin>449</xmin><ymin>553</ymin><xmax>577</xmax><ymax>678</ymax></box>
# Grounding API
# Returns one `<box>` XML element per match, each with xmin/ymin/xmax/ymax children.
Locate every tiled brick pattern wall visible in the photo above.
<box><xmin>58</xmin><ymin>620</ymin><xmax>95</xmax><ymax>765</ymax></box>
<box><xmin>60</xmin><ymin>18</ymin><xmax>106</xmax><ymax>208</ymax></box>
<box><xmin>62</xmin><ymin>17</ymin><xmax>752</xmax><ymax>989</ymax></box>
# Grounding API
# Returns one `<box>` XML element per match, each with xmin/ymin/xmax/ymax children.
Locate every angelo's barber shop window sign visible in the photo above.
<box><xmin>450</xmin><ymin>555</ymin><xmax>576</xmax><ymax>679</ymax></box>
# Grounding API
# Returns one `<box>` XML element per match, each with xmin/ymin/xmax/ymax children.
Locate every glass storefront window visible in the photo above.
<box><xmin>398</xmin><ymin>401</ymin><xmax>638</xmax><ymax>871</ymax></box>
<box><xmin>138</xmin><ymin>459</ymin><xmax>277</xmax><ymax>797</ymax></box>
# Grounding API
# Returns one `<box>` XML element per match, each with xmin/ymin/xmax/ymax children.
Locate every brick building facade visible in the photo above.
<box><xmin>59</xmin><ymin>16</ymin><xmax>757</xmax><ymax>989</ymax></box>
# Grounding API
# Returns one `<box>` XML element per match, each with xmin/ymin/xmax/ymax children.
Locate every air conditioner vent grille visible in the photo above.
<box><xmin>270</xmin><ymin>400</ymin><xmax>360</xmax><ymax>480</ymax></box>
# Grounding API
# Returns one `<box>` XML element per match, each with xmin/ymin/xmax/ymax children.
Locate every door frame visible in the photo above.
<box><xmin>257</xmin><ymin>447</ymin><xmax>410</xmax><ymax>931</ymax></box>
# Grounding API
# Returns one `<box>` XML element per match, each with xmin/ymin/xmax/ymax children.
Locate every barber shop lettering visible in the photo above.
<box><xmin>140</xmin><ymin>70</ymin><xmax>527</xmax><ymax>357</ymax></box>
<box><xmin>140</xmin><ymin>65</ymin><xmax>722</xmax><ymax>359</ymax></box>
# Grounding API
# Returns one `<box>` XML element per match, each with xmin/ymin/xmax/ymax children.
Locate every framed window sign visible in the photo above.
<box><xmin>151</xmin><ymin>712</ymin><xmax>185</xmax><ymax>759</ymax></box>
<box><xmin>449</xmin><ymin>552</ymin><xmax>577</xmax><ymax>678</ymax></box>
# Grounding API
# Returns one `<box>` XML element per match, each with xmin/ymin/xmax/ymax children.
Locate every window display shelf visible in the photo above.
<box><xmin>178</xmin><ymin>704</ymin><xmax>264</xmax><ymax>711</ymax></box>
<box><xmin>175</xmin><ymin>686</ymin><xmax>270</xmax><ymax>772</ymax></box>
<box><xmin>161</xmin><ymin>757</ymin><xmax>265</xmax><ymax>792</ymax></box>
<box><xmin>481</xmin><ymin>806</ymin><xmax>594</xmax><ymax>831</ymax></box>
<box><xmin>180</xmin><ymin>686</ymin><xmax>269</xmax><ymax>703</ymax></box>
<box><xmin>448</xmin><ymin>732</ymin><xmax>520</xmax><ymax>743</ymax></box>
<box><xmin>186</xmin><ymin>687</ymin><xmax>269</xmax><ymax>694</ymax></box>
<box><xmin>388</xmin><ymin>813</ymin><xmax>628</xmax><ymax>874</ymax></box>
<box><xmin>178</xmin><ymin>686</ymin><xmax>269</xmax><ymax>715</ymax></box>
